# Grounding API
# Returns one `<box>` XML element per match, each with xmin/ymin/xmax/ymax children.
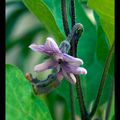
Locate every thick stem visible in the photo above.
<box><xmin>61</xmin><ymin>0</ymin><xmax>70</xmax><ymax>36</ymax></box>
<box><xmin>89</xmin><ymin>43</ymin><xmax>114</xmax><ymax>119</ymax></box>
<box><xmin>105</xmin><ymin>79</ymin><xmax>114</xmax><ymax>120</ymax></box>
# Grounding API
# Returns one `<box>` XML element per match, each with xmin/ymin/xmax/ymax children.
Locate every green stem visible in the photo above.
<box><xmin>89</xmin><ymin>42</ymin><xmax>114</xmax><ymax>119</ymax></box>
<box><xmin>105</xmin><ymin>79</ymin><xmax>114</xmax><ymax>120</ymax></box>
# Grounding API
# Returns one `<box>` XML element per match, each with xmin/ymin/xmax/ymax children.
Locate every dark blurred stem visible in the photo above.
<box><xmin>89</xmin><ymin>42</ymin><xmax>114</xmax><ymax>119</ymax></box>
<box><xmin>69</xmin><ymin>0</ymin><xmax>76</xmax><ymax>120</ymax></box>
<box><xmin>61</xmin><ymin>0</ymin><xmax>70</xmax><ymax>36</ymax></box>
<box><xmin>70</xmin><ymin>0</ymin><xmax>75</xmax><ymax>27</ymax></box>
<box><xmin>69</xmin><ymin>84</ymin><xmax>76</xmax><ymax>120</ymax></box>
<box><xmin>61</xmin><ymin>0</ymin><xmax>76</xmax><ymax>119</ymax></box>
<box><xmin>105</xmin><ymin>79</ymin><xmax>114</xmax><ymax>120</ymax></box>
<box><xmin>75</xmin><ymin>75</ymin><xmax>88</xmax><ymax>120</ymax></box>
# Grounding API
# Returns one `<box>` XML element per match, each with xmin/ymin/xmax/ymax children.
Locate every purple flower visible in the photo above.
<box><xmin>29</xmin><ymin>37</ymin><xmax>87</xmax><ymax>84</ymax></box>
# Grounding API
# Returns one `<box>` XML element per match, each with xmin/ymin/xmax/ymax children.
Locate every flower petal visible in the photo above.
<box><xmin>75</xmin><ymin>67</ymin><xmax>87</xmax><ymax>74</ymax></box>
<box><xmin>63</xmin><ymin>53</ymin><xmax>83</xmax><ymax>66</ymax></box>
<box><xmin>62</xmin><ymin>68</ymin><xmax>76</xmax><ymax>84</ymax></box>
<box><xmin>44</xmin><ymin>37</ymin><xmax>61</xmax><ymax>54</ymax></box>
<box><xmin>63</xmin><ymin>63</ymin><xmax>87</xmax><ymax>75</ymax></box>
<box><xmin>34</xmin><ymin>59</ymin><xmax>57</xmax><ymax>72</ymax></box>
<box><xmin>29</xmin><ymin>44</ymin><xmax>45</xmax><ymax>53</ymax></box>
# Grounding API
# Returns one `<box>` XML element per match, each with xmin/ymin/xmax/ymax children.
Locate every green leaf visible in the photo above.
<box><xmin>23</xmin><ymin>0</ymin><xmax>64</xmax><ymax>43</ymax></box>
<box><xmin>6</xmin><ymin>64</ymin><xmax>52</xmax><ymax>120</ymax></box>
<box><xmin>109</xmin><ymin>94</ymin><xmax>115</xmax><ymax>120</ymax></box>
<box><xmin>75</xmin><ymin>0</ymin><xmax>97</xmax><ymax>67</ymax></box>
<box><xmin>88</xmin><ymin>0</ymin><xmax>114</xmax><ymax>47</ymax></box>
<box><xmin>6</xmin><ymin>0</ymin><xmax>22</xmax><ymax>5</ymax></box>
<box><xmin>94</xmin><ymin>11</ymin><xmax>114</xmax><ymax>76</ymax></box>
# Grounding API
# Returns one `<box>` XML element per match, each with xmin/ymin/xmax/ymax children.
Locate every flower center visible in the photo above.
<box><xmin>58</xmin><ymin>59</ymin><xmax>63</xmax><ymax>64</ymax></box>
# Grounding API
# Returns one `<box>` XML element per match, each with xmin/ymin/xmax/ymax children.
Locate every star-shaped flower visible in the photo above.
<box><xmin>29</xmin><ymin>37</ymin><xmax>87</xmax><ymax>84</ymax></box>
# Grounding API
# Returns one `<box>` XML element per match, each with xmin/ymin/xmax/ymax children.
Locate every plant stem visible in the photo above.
<box><xmin>75</xmin><ymin>75</ymin><xmax>89</xmax><ymax>120</ymax></box>
<box><xmin>69</xmin><ymin>0</ymin><xmax>76</xmax><ymax>120</ymax></box>
<box><xmin>69</xmin><ymin>84</ymin><xmax>76</xmax><ymax>120</ymax></box>
<box><xmin>89</xmin><ymin>42</ymin><xmax>114</xmax><ymax>119</ymax></box>
<box><xmin>105</xmin><ymin>79</ymin><xmax>114</xmax><ymax>120</ymax></box>
<box><xmin>61</xmin><ymin>0</ymin><xmax>70</xmax><ymax>36</ymax></box>
<box><xmin>61</xmin><ymin>0</ymin><xmax>88</xmax><ymax>119</ymax></box>
<box><xmin>61</xmin><ymin>0</ymin><xmax>75</xmax><ymax>119</ymax></box>
<box><xmin>70</xmin><ymin>0</ymin><xmax>75</xmax><ymax>27</ymax></box>
<box><xmin>70</xmin><ymin>0</ymin><xmax>88</xmax><ymax>117</ymax></box>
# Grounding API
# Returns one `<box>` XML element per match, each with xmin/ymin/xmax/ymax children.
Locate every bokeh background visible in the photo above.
<box><xmin>6</xmin><ymin>0</ymin><xmax>114</xmax><ymax>120</ymax></box>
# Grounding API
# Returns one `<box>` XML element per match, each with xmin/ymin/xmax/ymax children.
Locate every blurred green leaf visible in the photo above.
<box><xmin>6</xmin><ymin>26</ymin><xmax>46</xmax><ymax>51</ymax></box>
<box><xmin>94</xmin><ymin>12</ymin><xmax>114</xmax><ymax>76</ymax></box>
<box><xmin>75</xmin><ymin>0</ymin><xmax>97</xmax><ymax>67</ymax></box>
<box><xmin>109</xmin><ymin>94</ymin><xmax>115</xmax><ymax>120</ymax></box>
<box><xmin>6</xmin><ymin>3</ymin><xmax>27</xmax><ymax>42</ymax></box>
<box><xmin>6</xmin><ymin>0</ymin><xmax>22</xmax><ymax>5</ymax></box>
<box><xmin>6</xmin><ymin>64</ymin><xmax>52</xmax><ymax>120</ymax></box>
<box><xmin>23</xmin><ymin>0</ymin><xmax>64</xmax><ymax>43</ymax></box>
<box><xmin>88</xmin><ymin>0</ymin><xmax>114</xmax><ymax>47</ymax></box>
<box><xmin>6</xmin><ymin>25</ymin><xmax>47</xmax><ymax>71</ymax></box>
<box><xmin>112</xmin><ymin>115</ymin><xmax>115</xmax><ymax>120</ymax></box>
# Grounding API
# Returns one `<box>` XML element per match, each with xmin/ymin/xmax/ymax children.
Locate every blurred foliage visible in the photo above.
<box><xmin>88</xmin><ymin>0</ymin><xmax>114</xmax><ymax>47</ymax></box>
<box><xmin>6</xmin><ymin>0</ymin><xmax>114</xmax><ymax>120</ymax></box>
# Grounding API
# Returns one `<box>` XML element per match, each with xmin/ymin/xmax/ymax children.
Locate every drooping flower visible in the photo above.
<box><xmin>29</xmin><ymin>37</ymin><xmax>87</xmax><ymax>84</ymax></box>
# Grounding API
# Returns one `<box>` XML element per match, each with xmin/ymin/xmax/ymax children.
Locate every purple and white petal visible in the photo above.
<box><xmin>75</xmin><ymin>67</ymin><xmax>87</xmax><ymax>74</ymax></box>
<box><xmin>69</xmin><ymin>73</ymin><xmax>76</xmax><ymax>83</ymax></box>
<box><xmin>34</xmin><ymin>59</ymin><xmax>57</xmax><ymax>72</ymax></box>
<box><xmin>62</xmin><ymin>68</ymin><xmax>76</xmax><ymax>84</ymax></box>
<box><xmin>63</xmin><ymin>53</ymin><xmax>83</xmax><ymax>66</ymax></box>
<box><xmin>44</xmin><ymin>37</ymin><xmax>61</xmax><ymax>54</ymax></box>
<box><xmin>62</xmin><ymin>63</ymin><xmax>87</xmax><ymax>75</ymax></box>
<box><xmin>29</xmin><ymin>44</ymin><xmax>46</xmax><ymax>53</ymax></box>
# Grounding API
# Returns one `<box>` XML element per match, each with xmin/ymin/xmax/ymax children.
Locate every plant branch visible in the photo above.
<box><xmin>105</xmin><ymin>79</ymin><xmax>114</xmax><ymax>120</ymax></box>
<box><xmin>70</xmin><ymin>0</ymin><xmax>75</xmax><ymax>27</ymax></box>
<box><xmin>75</xmin><ymin>75</ymin><xmax>88</xmax><ymax>120</ymax></box>
<box><xmin>61</xmin><ymin>0</ymin><xmax>70</xmax><ymax>36</ymax></box>
<box><xmin>89</xmin><ymin>42</ymin><xmax>114</xmax><ymax>119</ymax></box>
<box><xmin>61</xmin><ymin>0</ymin><xmax>76</xmax><ymax>119</ymax></box>
<box><xmin>69</xmin><ymin>84</ymin><xmax>76</xmax><ymax>120</ymax></box>
<box><xmin>69</xmin><ymin>0</ymin><xmax>76</xmax><ymax>120</ymax></box>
